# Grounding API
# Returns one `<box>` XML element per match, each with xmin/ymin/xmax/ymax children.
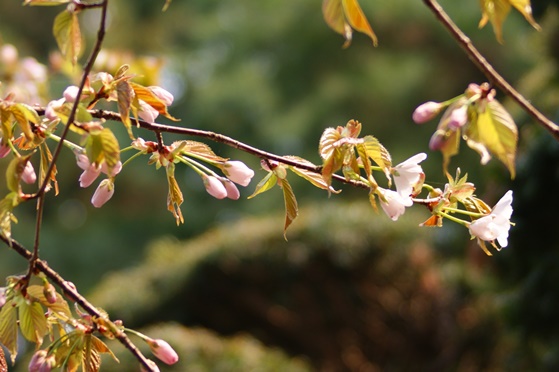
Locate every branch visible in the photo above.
<box><xmin>88</xmin><ymin>110</ymin><xmax>371</xmax><ymax>190</ymax></box>
<box><xmin>423</xmin><ymin>0</ymin><xmax>559</xmax><ymax>141</ymax></box>
<box><xmin>0</xmin><ymin>235</ymin><xmax>155</xmax><ymax>371</ymax></box>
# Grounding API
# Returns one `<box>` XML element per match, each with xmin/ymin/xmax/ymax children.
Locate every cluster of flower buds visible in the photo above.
<box><xmin>75</xmin><ymin>152</ymin><xmax>122</xmax><ymax>208</ymax></box>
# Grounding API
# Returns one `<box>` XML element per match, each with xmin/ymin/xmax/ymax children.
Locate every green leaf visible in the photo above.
<box><xmin>361</xmin><ymin>135</ymin><xmax>391</xmax><ymax>179</ymax></box>
<box><xmin>0</xmin><ymin>193</ymin><xmax>19</xmax><ymax>241</ymax></box>
<box><xmin>86</xmin><ymin>128</ymin><xmax>120</xmax><ymax>171</ymax></box>
<box><xmin>53</xmin><ymin>9</ymin><xmax>82</xmax><ymax>64</ymax></box>
<box><xmin>0</xmin><ymin>300</ymin><xmax>18</xmax><ymax>364</ymax></box>
<box><xmin>465</xmin><ymin>99</ymin><xmax>518</xmax><ymax>178</ymax></box>
<box><xmin>116</xmin><ymin>80</ymin><xmax>133</xmax><ymax>138</ymax></box>
<box><xmin>248</xmin><ymin>172</ymin><xmax>278</xmax><ymax>199</ymax></box>
<box><xmin>9</xmin><ymin>103</ymin><xmax>40</xmax><ymax>142</ymax></box>
<box><xmin>19</xmin><ymin>301</ymin><xmax>48</xmax><ymax>346</ymax></box>
<box><xmin>26</xmin><ymin>285</ymin><xmax>71</xmax><ymax>318</ymax></box>
<box><xmin>280</xmin><ymin>178</ymin><xmax>298</xmax><ymax>239</ymax></box>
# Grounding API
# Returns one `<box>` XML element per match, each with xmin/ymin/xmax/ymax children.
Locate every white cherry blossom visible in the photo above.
<box><xmin>469</xmin><ymin>190</ymin><xmax>513</xmax><ymax>247</ymax></box>
<box><xmin>392</xmin><ymin>153</ymin><xmax>427</xmax><ymax>198</ymax></box>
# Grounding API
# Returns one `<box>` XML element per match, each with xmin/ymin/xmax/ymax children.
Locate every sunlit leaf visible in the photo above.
<box><xmin>248</xmin><ymin>172</ymin><xmax>278</xmax><ymax>199</ymax></box>
<box><xmin>39</xmin><ymin>143</ymin><xmax>59</xmax><ymax>195</ymax></box>
<box><xmin>6</xmin><ymin>156</ymin><xmax>27</xmax><ymax>193</ymax></box>
<box><xmin>361</xmin><ymin>135</ymin><xmax>391</xmax><ymax>179</ymax></box>
<box><xmin>130</xmin><ymin>82</ymin><xmax>179</xmax><ymax>121</ymax></box>
<box><xmin>90</xmin><ymin>335</ymin><xmax>119</xmax><ymax>363</ymax></box>
<box><xmin>284</xmin><ymin>155</ymin><xmax>341</xmax><ymax>193</ymax></box>
<box><xmin>479</xmin><ymin>0</ymin><xmax>540</xmax><ymax>43</ymax></box>
<box><xmin>465</xmin><ymin>99</ymin><xmax>518</xmax><ymax>178</ymax></box>
<box><xmin>26</xmin><ymin>285</ymin><xmax>71</xmax><ymax>318</ymax></box>
<box><xmin>9</xmin><ymin>103</ymin><xmax>40</xmax><ymax>142</ymax></box>
<box><xmin>279</xmin><ymin>178</ymin><xmax>298</xmax><ymax>239</ymax></box>
<box><xmin>180</xmin><ymin>140</ymin><xmax>228</xmax><ymax>163</ymax></box>
<box><xmin>19</xmin><ymin>301</ymin><xmax>48</xmax><ymax>346</ymax></box>
<box><xmin>165</xmin><ymin>164</ymin><xmax>184</xmax><ymax>225</ymax></box>
<box><xmin>322</xmin><ymin>0</ymin><xmax>377</xmax><ymax>47</ymax></box>
<box><xmin>439</xmin><ymin>129</ymin><xmax>461</xmax><ymax>176</ymax></box>
<box><xmin>53</xmin><ymin>9</ymin><xmax>82</xmax><ymax>64</ymax></box>
<box><xmin>116</xmin><ymin>80</ymin><xmax>133</xmax><ymax>138</ymax></box>
<box><xmin>0</xmin><ymin>109</ymin><xmax>13</xmax><ymax>140</ymax></box>
<box><xmin>0</xmin><ymin>193</ymin><xmax>19</xmax><ymax>241</ymax></box>
<box><xmin>86</xmin><ymin>128</ymin><xmax>120</xmax><ymax>171</ymax></box>
<box><xmin>420</xmin><ymin>215</ymin><xmax>443</xmax><ymax>227</ymax></box>
<box><xmin>0</xmin><ymin>300</ymin><xmax>18</xmax><ymax>363</ymax></box>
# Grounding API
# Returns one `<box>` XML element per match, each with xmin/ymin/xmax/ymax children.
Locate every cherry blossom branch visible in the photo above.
<box><xmin>87</xmin><ymin>110</ymin><xmax>371</xmax><ymax>189</ymax></box>
<box><xmin>0</xmin><ymin>235</ymin><xmax>156</xmax><ymax>371</ymax></box>
<box><xmin>423</xmin><ymin>0</ymin><xmax>559</xmax><ymax>141</ymax></box>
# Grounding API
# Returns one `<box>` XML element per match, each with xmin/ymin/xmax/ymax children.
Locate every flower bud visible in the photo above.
<box><xmin>138</xmin><ymin>101</ymin><xmax>159</xmax><ymax>123</ymax></box>
<box><xmin>147</xmin><ymin>338</ymin><xmax>179</xmax><ymax>365</ymax></box>
<box><xmin>447</xmin><ymin>105</ymin><xmax>468</xmax><ymax>130</ymax></box>
<box><xmin>203</xmin><ymin>175</ymin><xmax>227</xmax><ymax>199</ymax></box>
<box><xmin>223</xmin><ymin>180</ymin><xmax>240</xmax><ymax>200</ymax></box>
<box><xmin>0</xmin><ymin>287</ymin><xmax>6</xmax><ymax>308</ymax></box>
<box><xmin>43</xmin><ymin>283</ymin><xmax>57</xmax><ymax>304</ymax></box>
<box><xmin>63</xmin><ymin>85</ymin><xmax>80</xmax><ymax>103</ymax></box>
<box><xmin>412</xmin><ymin>101</ymin><xmax>443</xmax><ymax>124</ymax></box>
<box><xmin>45</xmin><ymin>98</ymin><xmax>65</xmax><ymax>121</ymax></box>
<box><xmin>28</xmin><ymin>350</ymin><xmax>55</xmax><ymax>372</ymax></box>
<box><xmin>149</xmin><ymin>86</ymin><xmax>174</xmax><ymax>106</ymax></box>
<box><xmin>429</xmin><ymin>130</ymin><xmax>447</xmax><ymax>151</ymax></box>
<box><xmin>79</xmin><ymin>167</ymin><xmax>101</xmax><ymax>188</ymax></box>
<box><xmin>22</xmin><ymin>160</ymin><xmax>37</xmax><ymax>184</ymax></box>
<box><xmin>91</xmin><ymin>179</ymin><xmax>115</xmax><ymax>208</ymax></box>
<box><xmin>222</xmin><ymin>160</ymin><xmax>254</xmax><ymax>186</ymax></box>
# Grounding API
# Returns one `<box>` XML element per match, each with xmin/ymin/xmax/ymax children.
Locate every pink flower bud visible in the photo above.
<box><xmin>0</xmin><ymin>287</ymin><xmax>6</xmax><ymax>308</ymax></box>
<box><xmin>101</xmin><ymin>161</ymin><xmax>122</xmax><ymax>177</ymax></box>
<box><xmin>223</xmin><ymin>180</ymin><xmax>240</xmax><ymax>200</ymax></box>
<box><xmin>203</xmin><ymin>175</ymin><xmax>228</xmax><ymax>199</ymax></box>
<box><xmin>22</xmin><ymin>160</ymin><xmax>37</xmax><ymax>184</ymax></box>
<box><xmin>149</xmin><ymin>86</ymin><xmax>174</xmax><ymax>106</ymax></box>
<box><xmin>91</xmin><ymin>179</ymin><xmax>115</xmax><ymax>208</ymax></box>
<box><xmin>412</xmin><ymin>101</ymin><xmax>443</xmax><ymax>124</ymax></box>
<box><xmin>447</xmin><ymin>105</ymin><xmax>468</xmax><ymax>129</ymax></box>
<box><xmin>138</xmin><ymin>101</ymin><xmax>159</xmax><ymax>123</ymax></box>
<box><xmin>28</xmin><ymin>350</ymin><xmax>55</xmax><ymax>372</ymax></box>
<box><xmin>222</xmin><ymin>161</ymin><xmax>254</xmax><ymax>187</ymax></box>
<box><xmin>63</xmin><ymin>85</ymin><xmax>80</xmax><ymax>103</ymax></box>
<box><xmin>147</xmin><ymin>338</ymin><xmax>179</xmax><ymax>365</ymax></box>
<box><xmin>79</xmin><ymin>167</ymin><xmax>102</xmax><ymax>188</ymax></box>
<box><xmin>429</xmin><ymin>130</ymin><xmax>447</xmax><ymax>151</ymax></box>
<box><xmin>45</xmin><ymin>98</ymin><xmax>65</xmax><ymax>121</ymax></box>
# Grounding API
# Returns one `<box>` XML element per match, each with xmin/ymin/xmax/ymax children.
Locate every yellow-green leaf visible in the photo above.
<box><xmin>322</xmin><ymin>0</ymin><xmax>347</xmax><ymax>37</ymax></box>
<box><xmin>342</xmin><ymin>0</ymin><xmax>378</xmax><ymax>46</ymax></box>
<box><xmin>0</xmin><ymin>193</ymin><xmax>19</xmax><ymax>241</ymax></box>
<box><xmin>465</xmin><ymin>99</ymin><xmax>518</xmax><ymax>178</ymax></box>
<box><xmin>9</xmin><ymin>103</ymin><xmax>39</xmax><ymax>142</ymax></box>
<box><xmin>162</xmin><ymin>0</ymin><xmax>172</xmax><ymax>11</ymax></box>
<box><xmin>362</xmin><ymin>135</ymin><xmax>391</xmax><ymax>179</ymax></box>
<box><xmin>180</xmin><ymin>140</ymin><xmax>228</xmax><ymax>163</ymax></box>
<box><xmin>39</xmin><ymin>143</ymin><xmax>59</xmax><ymax>195</ymax></box>
<box><xmin>284</xmin><ymin>155</ymin><xmax>341</xmax><ymax>193</ymax></box>
<box><xmin>53</xmin><ymin>9</ymin><xmax>82</xmax><ymax>64</ymax></box>
<box><xmin>86</xmin><ymin>128</ymin><xmax>120</xmax><ymax>171</ymax></box>
<box><xmin>116</xmin><ymin>80</ymin><xmax>133</xmax><ymax>137</ymax></box>
<box><xmin>1</xmin><ymin>109</ymin><xmax>13</xmax><ymax>140</ymax></box>
<box><xmin>19</xmin><ymin>301</ymin><xmax>48</xmax><ymax>346</ymax></box>
<box><xmin>248</xmin><ymin>172</ymin><xmax>278</xmax><ymax>199</ymax></box>
<box><xmin>26</xmin><ymin>285</ymin><xmax>71</xmax><ymax>318</ymax></box>
<box><xmin>0</xmin><ymin>300</ymin><xmax>18</xmax><ymax>364</ymax></box>
<box><xmin>479</xmin><ymin>0</ymin><xmax>540</xmax><ymax>43</ymax></box>
<box><xmin>280</xmin><ymin>178</ymin><xmax>298</xmax><ymax>239</ymax></box>
<box><xmin>439</xmin><ymin>129</ymin><xmax>461</xmax><ymax>176</ymax></box>
<box><xmin>166</xmin><ymin>164</ymin><xmax>184</xmax><ymax>225</ymax></box>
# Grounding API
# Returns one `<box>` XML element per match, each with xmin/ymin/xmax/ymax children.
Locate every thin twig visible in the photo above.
<box><xmin>423</xmin><ymin>0</ymin><xmax>559</xmax><ymax>141</ymax></box>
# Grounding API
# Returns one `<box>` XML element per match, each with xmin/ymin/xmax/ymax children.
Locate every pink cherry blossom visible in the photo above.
<box><xmin>392</xmin><ymin>153</ymin><xmax>426</xmax><ymax>198</ymax></box>
<box><xmin>469</xmin><ymin>190</ymin><xmax>513</xmax><ymax>247</ymax></box>
<box><xmin>22</xmin><ymin>160</ymin><xmax>37</xmax><ymax>184</ymax></box>
<box><xmin>138</xmin><ymin>100</ymin><xmax>159</xmax><ymax>123</ymax></box>
<box><xmin>91</xmin><ymin>179</ymin><xmax>115</xmax><ymax>208</ymax></box>
<box><xmin>378</xmin><ymin>188</ymin><xmax>412</xmax><ymax>221</ymax></box>
<box><xmin>447</xmin><ymin>105</ymin><xmax>468</xmax><ymax>129</ymax></box>
<box><xmin>45</xmin><ymin>98</ymin><xmax>65</xmax><ymax>121</ymax></box>
<box><xmin>222</xmin><ymin>160</ymin><xmax>254</xmax><ymax>186</ymax></box>
<box><xmin>63</xmin><ymin>85</ymin><xmax>80</xmax><ymax>103</ymax></box>
<box><xmin>147</xmin><ymin>338</ymin><xmax>179</xmax><ymax>365</ymax></box>
<box><xmin>149</xmin><ymin>86</ymin><xmax>174</xmax><ymax>106</ymax></box>
<box><xmin>412</xmin><ymin>101</ymin><xmax>443</xmax><ymax>124</ymax></box>
<box><xmin>203</xmin><ymin>175</ymin><xmax>228</xmax><ymax>199</ymax></box>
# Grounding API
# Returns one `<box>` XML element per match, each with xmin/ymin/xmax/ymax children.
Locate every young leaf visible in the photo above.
<box><xmin>361</xmin><ymin>135</ymin><xmax>392</xmax><ymax>179</ymax></box>
<box><xmin>319</xmin><ymin>127</ymin><xmax>344</xmax><ymax>187</ymax></box>
<box><xmin>166</xmin><ymin>164</ymin><xmax>184</xmax><ymax>225</ymax></box>
<box><xmin>9</xmin><ymin>103</ymin><xmax>40</xmax><ymax>142</ymax></box>
<box><xmin>322</xmin><ymin>0</ymin><xmax>378</xmax><ymax>47</ymax></box>
<box><xmin>440</xmin><ymin>129</ymin><xmax>461</xmax><ymax>176</ymax></box>
<box><xmin>248</xmin><ymin>172</ymin><xmax>278</xmax><ymax>199</ymax></box>
<box><xmin>465</xmin><ymin>99</ymin><xmax>518</xmax><ymax>178</ymax></box>
<box><xmin>6</xmin><ymin>156</ymin><xmax>28</xmax><ymax>193</ymax></box>
<box><xmin>26</xmin><ymin>285</ymin><xmax>71</xmax><ymax>318</ymax></box>
<box><xmin>18</xmin><ymin>301</ymin><xmax>48</xmax><ymax>346</ymax></box>
<box><xmin>39</xmin><ymin>143</ymin><xmax>59</xmax><ymax>195</ymax></box>
<box><xmin>130</xmin><ymin>82</ymin><xmax>179</xmax><ymax>121</ymax></box>
<box><xmin>116</xmin><ymin>80</ymin><xmax>133</xmax><ymax>137</ymax></box>
<box><xmin>86</xmin><ymin>128</ymin><xmax>121</xmax><ymax>171</ymax></box>
<box><xmin>0</xmin><ymin>193</ymin><xmax>19</xmax><ymax>241</ymax></box>
<box><xmin>53</xmin><ymin>9</ymin><xmax>82</xmax><ymax>64</ymax></box>
<box><xmin>0</xmin><ymin>301</ymin><xmax>18</xmax><ymax>364</ymax></box>
<box><xmin>180</xmin><ymin>140</ymin><xmax>228</xmax><ymax>163</ymax></box>
<box><xmin>479</xmin><ymin>0</ymin><xmax>540</xmax><ymax>43</ymax></box>
<box><xmin>284</xmin><ymin>156</ymin><xmax>341</xmax><ymax>193</ymax></box>
<box><xmin>279</xmin><ymin>178</ymin><xmax>298</xmax><ymax>239</ymax></box>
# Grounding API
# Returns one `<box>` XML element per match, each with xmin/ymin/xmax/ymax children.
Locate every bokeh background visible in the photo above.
<box><xmin>2</xmin><ymin>0</ymin><xmax>559</xmax><ymax>370</ymax></box>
